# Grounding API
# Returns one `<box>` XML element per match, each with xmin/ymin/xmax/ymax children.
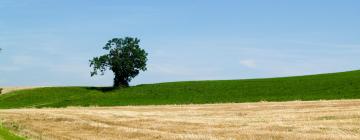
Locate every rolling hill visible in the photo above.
<box><xmin>1</xmin><ymin>70</ymin><xmax>360</xmax><ymax>109</ymax></box>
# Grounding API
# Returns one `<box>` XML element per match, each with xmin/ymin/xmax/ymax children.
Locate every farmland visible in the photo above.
<box><xmin>0</xmin><ymin>100</ymin><xmax>359</xmax><ymax>140</ymax></box>
<box><xmin>1</xmin><ymin>70</ymin><xmax>360</xmax><ymax>109</ymax></box>
<box><xmin>1</xmin><ymin>70</ymin><xmax>360</xmax><ymax>139</ymax></box>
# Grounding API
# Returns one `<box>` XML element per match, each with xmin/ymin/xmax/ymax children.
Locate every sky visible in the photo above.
<box><xmin>0</xmin><ymin>0</ymin><xmax>360</xmax><ymax>86</ymax></box>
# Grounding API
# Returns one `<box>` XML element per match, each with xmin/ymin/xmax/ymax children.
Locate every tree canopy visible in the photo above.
<box><xmin>90</xmin><ymin>37</ymin><xmax>148</xmax><ymax>87</ymax></box>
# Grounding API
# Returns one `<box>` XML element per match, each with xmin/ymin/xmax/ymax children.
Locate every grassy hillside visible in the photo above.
<box><xmin>1</xmin><ymin>70</ymin><xmax>360</xmax><ymax>109</ymax></box>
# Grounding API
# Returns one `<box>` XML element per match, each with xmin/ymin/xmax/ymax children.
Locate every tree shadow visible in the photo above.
<box><xmin>85</xmin><ymin>87</ymin><xmax>118</xmax><ymax>93</ymax></box>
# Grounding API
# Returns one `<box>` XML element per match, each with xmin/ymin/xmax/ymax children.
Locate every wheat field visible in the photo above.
<box><xmin>0</xmin><ymin>100</ymin><xmax>360</xmax><ymax>140</ymax></box>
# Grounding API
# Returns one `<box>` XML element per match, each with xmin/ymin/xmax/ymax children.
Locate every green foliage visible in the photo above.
<box><xmin>0</xmin><ymin>124</ymin><xmax>25</xmax><ymax>140</ymax></box>
<box><xmin>90</xmin><ymin>37</ymin><xmax>148</xmax><ymax>87</ymax></box>
<box><xmin>1</xmin><ymin>70</ymin><xmax>360</xmax><ymax>109</ymax></box>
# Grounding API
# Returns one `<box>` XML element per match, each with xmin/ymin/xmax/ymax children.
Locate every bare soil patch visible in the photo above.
<box><xmin>0</xmin><ymin>100</ymin><xmax>360</xmax><ymax>140</ymax></box>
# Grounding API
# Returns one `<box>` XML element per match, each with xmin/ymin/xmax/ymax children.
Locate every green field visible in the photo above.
<box><xmin>1</xmin><ymin>70</ymin><xmax>360</xmax><ymax>109</ymax></box>
<box><xmin>0</xmin><ymin>124</ymin><xmax>25</xmax><ymax>140</ymax></box>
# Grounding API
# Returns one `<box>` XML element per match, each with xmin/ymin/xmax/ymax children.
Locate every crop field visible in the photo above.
<box><xmin>1</xmin><ymin>70</ymin><xmax>360</xmax><ymax>109</ymax></box>
<box><xmin>1</xmin><ymin>71</ymin><xmax>360</xmax><ymax>139</ymax></box>
<box><xmin>0</xmin><ymin>100</ymin><xmax>360</xmax><ymax>140</ymax></box>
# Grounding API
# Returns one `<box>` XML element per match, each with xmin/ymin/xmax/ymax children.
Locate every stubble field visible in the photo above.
<box><xmin>0</xmin><ymin>100</ymin><xmax>360</xmax><ymax>140</ymax></box>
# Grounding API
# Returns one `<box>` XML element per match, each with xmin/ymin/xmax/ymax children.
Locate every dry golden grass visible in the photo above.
<box><xmin>0</xmin><ymin>87</ymin><xmax>40</xmax><ymax>94</ymax></box>
<box><xmin>0</xmin><ymin>100</ymin><xmax>360</xmax><ymax>140</ymax></box>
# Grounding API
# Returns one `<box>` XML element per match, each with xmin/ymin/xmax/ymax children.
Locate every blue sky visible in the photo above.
<box><xmin>0</xmin><ymin>0</ymin><xmax>360</xmax><ymax>86</ymax></box>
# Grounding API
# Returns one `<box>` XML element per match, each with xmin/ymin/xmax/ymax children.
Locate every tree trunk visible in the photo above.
<box><xmin>114</xmin><ymin>75</ymin><xmax>129</xmax><ymax>88</ymax></box>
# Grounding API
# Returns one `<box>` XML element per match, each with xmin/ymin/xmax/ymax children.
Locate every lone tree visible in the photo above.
<box><xmin>90</xmin><ymin>37</ymin><xmax>148</xmax><ymax>87</ymax></box>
